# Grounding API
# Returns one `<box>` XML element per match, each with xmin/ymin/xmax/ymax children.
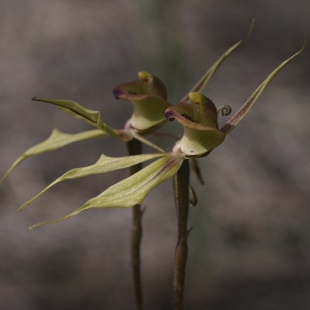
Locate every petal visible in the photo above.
<box><xmin>28</xmin><ymin>153</ymin><xmax>183</xmax><ymax>230</ymax></box>
<box><xmin>130</xmin><ymin>130</ymin><xmax>165</xmax><ymax>153</ymax></box>
<box><xmin>32</xmin><ymin>97</ymin><xmax>119</xmax><ymax>139</ymax></box>
<box><xmin>1</xmin><ymin>129</ymin><xmax>106</xmax><ymax>184</ymax></box>
<box><xmin>19</xmin><ymin>153</ymin><xmax>167</xmax><ymax>212</ymax></box>
<box><xmin>179</xmin><ymin>20</ymin><xmax>254</xmax><ymax>103</ymax></box>
<box><xmin>221</xmin><ymin>35</ymin><xmax>306</xmax><ymax>134</ymax></box>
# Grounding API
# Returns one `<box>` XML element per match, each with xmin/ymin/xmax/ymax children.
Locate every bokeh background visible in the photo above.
<box><xmin>1</xmin><ymin>0</ymin><xmax>310</xmax><ymax>309</ymax></box>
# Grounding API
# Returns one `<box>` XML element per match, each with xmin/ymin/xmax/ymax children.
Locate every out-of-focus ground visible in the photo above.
<box><xmin>1</xmin><ymin>0</ymin><xmax>310</xmax><ymax>309</ymax></box>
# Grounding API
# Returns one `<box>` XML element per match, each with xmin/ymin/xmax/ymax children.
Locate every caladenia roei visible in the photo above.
<box><xmin>1</xmin><ymin>21</ymin><xmax>305</xmax><ymax>310</ymax></box>
<box><xmin>5</xmin><ymin>35</ymin><xmax>304</xmax><ymax>229</ymax></box>
<box><xmin>1</xmin><ymin>22</ymin><xmax>261</xmax><ymax>310</ymax></box>
<box><xmin>0</xmin><ymin>22</ymin><xmax>260</xmax><ymax>310</ymax></box>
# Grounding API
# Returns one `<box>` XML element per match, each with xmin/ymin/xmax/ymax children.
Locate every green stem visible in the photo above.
<box><xmin>127</xmin><ymin>139</ymin><xmax>143</xmax><ymax>310</ymax></box>
<box><xmin>173</xmin><ymin>159</ymin><xmax>190</xmax><ymax>310</ymax></box>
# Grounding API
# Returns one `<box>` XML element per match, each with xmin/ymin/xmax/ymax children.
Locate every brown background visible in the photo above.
<box><xmin>1</xmin><ymin>0</ymin><xmax>310</xmax><ymax>309</ymax></box>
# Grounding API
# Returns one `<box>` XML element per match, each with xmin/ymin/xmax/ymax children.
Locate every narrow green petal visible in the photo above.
<box><xmin>28</xmin><ymin>153</ymin><xmax>183</xmax><ymax>230</ymax></box>
<box><xmin>130</xmin><ymin>130</ymin><xmax>165</xmax><ymax>153</ymax></box>
<box><xmin>221</xmin><ymin>36</ymin><xmax>306</xmax><ymax>134</ymax></box>
<box><xmin>32</xmin><ymin>97</ymin><xmax>118</xmax><ymax>139</ymax></box>
<box><xmin>179</xmin><ymin>20</ymin><xmax>254</xmax><ymax>103</ymax></box>
<box><xmin>1</xmin><ymin>129</ymin><xmax>106</xmax><ymax>184</ymax></box>
<box><xmin>19</xmin><ymin>153</ymin><xmax>167</xmax><ymax>212</ymax></box>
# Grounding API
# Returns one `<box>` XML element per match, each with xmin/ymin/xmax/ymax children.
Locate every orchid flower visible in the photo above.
<box><xmin>15</xmin><ymin>36</ymin><xmax>304</xmax><ymax>230</ymax></box>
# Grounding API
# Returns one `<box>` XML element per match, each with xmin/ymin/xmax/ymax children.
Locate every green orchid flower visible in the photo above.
<box><xmin>166</xmin><ymin>38</ymin><xmax>306</xmax><ymax>158</ymax></box>
<box><xmin>18</xmin><ymin>37</ymin><xmax>304</xmax><ymax>230</ymax></box>
<box><xmin>165</xmin><ymin>92</ymin><xmax>227</xmax><ymax>158</ymax></box>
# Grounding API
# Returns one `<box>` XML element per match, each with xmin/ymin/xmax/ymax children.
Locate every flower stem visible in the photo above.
<box><xmin>173</xmin><ymin>159</ymin><xmax>190</xmax><ymax>310</ymax></box>
<box><xmin>127</xmin><ymin>139</ymin><xmax>143</xmax><ymax>310</ymax></box>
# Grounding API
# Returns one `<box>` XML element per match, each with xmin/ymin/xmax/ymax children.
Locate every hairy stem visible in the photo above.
<box><xmin>127</xmin><ymin>139</ymin><xmax>144</xmax><ymax>310</ymax></box>
<box><xmin>173</xmin><ymin>159</ymin><xmax>190</xmax><ymax>310</ymax></box>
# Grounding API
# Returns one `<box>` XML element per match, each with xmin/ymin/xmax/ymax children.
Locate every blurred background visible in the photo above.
<box><xmin>1</xmin><ymin>0</ymin><xmax>310</xmax><ymax>309</ymax></box>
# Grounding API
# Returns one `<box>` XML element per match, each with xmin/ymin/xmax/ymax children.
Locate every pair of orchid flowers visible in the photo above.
<box><xmin>1</xmin><ymin>24</ymin><xmax>305</xmax><ymax>230</ymax></box>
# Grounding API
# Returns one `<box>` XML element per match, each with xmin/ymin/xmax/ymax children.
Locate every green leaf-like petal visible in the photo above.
<box><xmin>1</xmin><ymin>129</ymin><xmax>106</xmax><ymax>184</ymax></box>
<box><xmin>32</xmin><ymin>97</ymin><xmax>119</xmax><ymax>139</ymax></box>
<box><xmin>28</xmin><ymin>153</ymin><xmax>183</xmax><ymax>230</ymax></box>
<box><xmin>19</xmin><ymin>152</ymin><xmax>167</xmax><ymax>212</ymax></box>
<box><xmin>221</xmin><ymin>35</ymin><xmax>306</xmax><ymax>134</ymax></box>
<box><xmin>130</xmin><ymin>130</ymin><xmax>165</xmax><ymax>153</ymax></box>
<box><xmin>179</xmin><ymin>20</ymin><xmax>254</xmax><ymax>103</ymax></box>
